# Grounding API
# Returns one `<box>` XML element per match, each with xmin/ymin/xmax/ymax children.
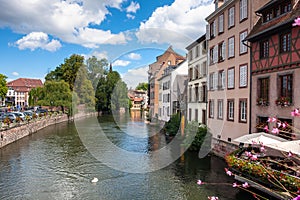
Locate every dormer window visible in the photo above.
<box><xmin>261</xmin><ymin>0</ymin><xmax>292</xmax><ymax>23</ymax></box>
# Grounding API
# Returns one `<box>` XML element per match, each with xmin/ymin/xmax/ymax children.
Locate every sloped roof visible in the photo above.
<box><xmin>7</xmin><ymin>78</ymin><xmax>43</xmax><ymax>92</ymax></box>
<box><xmin>246</xmin><ymin>1</ymin><xmax>300</xmax><ymax>42</ymax></box>
<box><xmin>156</xmin><ymin>46</ymin><xmax>186</xmax><ymax>61</ymax></box>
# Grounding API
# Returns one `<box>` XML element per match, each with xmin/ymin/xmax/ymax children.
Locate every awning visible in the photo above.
<box><xmin>233</xmin><ymin>132</ymin><xmax>288</xmax><ymax>145</ymax></box>
<box><xmin>265</xmin><ymin>140</ymin><xmax>300</xmax><ymax>156</ymax></box>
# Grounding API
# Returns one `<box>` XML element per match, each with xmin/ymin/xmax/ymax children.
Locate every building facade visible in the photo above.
<box><xmin>158</xmin><ymin>61</ymin><xmax>188</xmax><ymax>122</ymax></box>
<box><xmin>205</xmin><ymin>0</ymin><xmax>268</xmax><ymax>142</ymax></box>
<box><xmin>246</xmin><ymin>0</ymin><xmax>300</xmax><ymax>140</ymax></box>
<box><xmin>186</xmin><ymin>34</ymin><xmax>208</xmax><ymax>124</ymax></box>
<box><xmin>148</xmin><ymin>46</ymin><xmax>185</xmax><ymax>121</ymax></box>
<box><xmin>6</xmin><ymin>78</ymin><xmax>43</xmax><ymax>107</ymax></box>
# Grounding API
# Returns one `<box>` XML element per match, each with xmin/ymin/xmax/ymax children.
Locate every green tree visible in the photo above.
<box><xmin>135</xmin><ymin>82</ymin><xmax>148</xmax><ymax>91</ymax></box>
<box><xmin>95</xmin><ymin>70</ymin><xmax>128</xmax><ymax>113</ymax></box>
<box><xmin>73</xmin><ymin>66</ymin><xmax>95</xmax><ymax>110</ymax></box>
<box><xmin>86</xmin><ymin>56</ymin><xmax>108</xmax><ymax>90</ymax></box>
<box><xmin>37</xmin><ymin>80</ymin><xmax>72</xmax><ymax>114</ymax></box>
<box><xmin>29</xmin><ymin>87</ymin><xmax>44</xmax><ymax>106</ymax></box>
<box><xmin>182</xmin><ymin>121</ymin><xmax>209</xmax><ymax>151</ymax></box>
<box><xmin>45</xmin><ymin>54</ymin><xmax>84</xmax><ymax>91</ymax></box>
<box><xmin>111</xmin><ymin>80</ymin><xmax>128</xmax><ymax>112</ymax></box>
<box><xmin>163</xmin><ymin>113</ymin><xmax>181</xmax><ymax>137</ymax></box>
<box><xmin>0</xmin><ymin>74</ymin><xmax>8</xmax><ymax>102</ymax></box>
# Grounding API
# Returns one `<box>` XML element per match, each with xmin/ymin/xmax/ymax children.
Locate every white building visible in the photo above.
<box><xmin>186</xmin><ymin>34</ymin><xmax>208</xmax><ymax>124</ymax></box>
<box><xmin>158</xmin><ymin>60</ymin><xmax>188</xmax><ymax>122</ymax></box>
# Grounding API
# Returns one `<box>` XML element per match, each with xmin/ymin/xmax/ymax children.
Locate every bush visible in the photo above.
<box><xmin>163</xmin><ymin>113</ymin><xmax>181</xmax><ymax>137</ymax></box>
<box><xmin>182</xmin><ymin>121</ymin><xmax>209</xmax><ymax>151</ymax></box>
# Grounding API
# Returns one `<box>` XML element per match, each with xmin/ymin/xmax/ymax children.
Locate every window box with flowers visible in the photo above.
<box><xmin>256</xmin><ymin>98</ymin><xmax>269</xmax><ymax>106</ymax></box>
<box><xmin>275</xmin><ymin>97</ymin><xmax>291</xmax><ymax>107</ymax></box>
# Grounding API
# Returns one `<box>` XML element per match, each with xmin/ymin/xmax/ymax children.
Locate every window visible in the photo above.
<box><xmin>209</xmin><ymin>47</ymin><xmax>214</xmax><ymax>65</ymax></box>
<box><xmin>189</xmin><ymin>86</ymin><xmax>192</xmax><ymax>102</ymax></box>
<box><xmin>257</xmin><ymin>77</ymin><xmax>269</xmax><ymax>103</ymax></box>
<box><xmin>218</xmin><ymin>14</ymin><xmax>224</xmax><ymax>33</ymax></box>
<box><xmin>209</xmin><ymin>100</ymin><xmax>214</xmax><ymax>118</ymax></box>
<box><xmin>213</xmin><ymin>72</ymin><xmax>218</xmax><ymax>90</ymax></box>
<box><xmin>189</xmin><ymin>108</ymin><xmax>192</xmax><ymax>121</ymax></box>
<box><xmin>227</xmin><ymin>67</ymin><xmax>235</xmax><ymax>89</ymax></box>
<box><xmin>281</xmin><ymin>1</ymin><xmax>292</xmax><ymax>14</ymax></box>
<box><xmin>218</xmin><ymin>41</ymin><xmax>226</xmax><ymax>62</ymax></box>
<box><xmin>240</xmin><ymin>0</ymin><xmax>247</xmax><ymax>21</ymax></box>
<box><xmin>240</xmin><ymin>31</ymin><xmax>248</xmax><ymax>54</ymax></box>
<box><xmin>279</xmin><ymin>74</ymin><xmax>293</xmax><ymax>103</ymax></box>
<box><xmin>189</xmin><ymin>67</ymin><xmax>193</xmax><ymax>81</ymax></box>
<box><xmin>195</xmin><ymin>109</ymin><xmax>198</xmax><ymax>122</ymax></box>
<box><xmin>263</xmin><ymin>10</ymin><xmax>273</xmax><ymax>22</ymax></box>
<box><xmin>227</xmin><ymin>99</ymin><xmax>234</xmax><ymax>121</ymax></box>
<box><xmin>239</xmin><ymin>99</ymin><xmax>247</xmax><ymax>122</ymax></box>
<box><xmin>200</xmin><ymin>61</ymin><xmax>207</xmax><ymax>76</ymax></box>
<box><xmin>239</xmin><ymin>65</ymin><xmax>247</xmax><ymax>87</ymax></box>
<box><xmin>200</xmin><ymin>84</ymin><xmax>207</xmax><ymax>102</ymax></box>
<box><xmin>195</xmin><ymin>84</ymin><xmax>199</xmax><ymax>102</ymax></box>
<box><xmin>260</xmin><ymin>40</ymin><xmax>269</xmax><ymax>58</ymax></box>
<box><xmin>195</xmin><ymin>45</ymin><xmax>199</xmax><ymax>57</ymax></box>
<box><xmin>280</xmin><ymin>32</ymin><xmax>291</xmax><ymax>53</ymax></box>
<box><xmin>228</xmin><ymin>37</ymin><xmax>235</xmax><ymax>58</ymax></box>
<box><xmin>210</xmin><ymin>20</ymin><xmax>216</xmax><ymax>38</ymax></box>
<box><xmin>218</xmin><ymin>70</ymin><xmax>225</xmax><ymax>89</ymax></box>
<box><xmin>209</xmin><ymin>73</ymin><xmax>214</xmax><ymax>90</ymax></box>
<box><xmin>189</xmin><ymin>50</ymin><xmax>193</xmax><ymax>61</ymax></box>
<box><xmin>228</xmin><ymin>6</ymin><xmax>235</xmax><ymax>28</ymax></box>
<box><xmin>218</xmin><ymin>100</ymin><xmax>223</xmax><ymax>119</ymax></box>
<box><xmin>194</xmin><ymin>65</ymin><xmax>199</xmax><ymax>79</ymax></box>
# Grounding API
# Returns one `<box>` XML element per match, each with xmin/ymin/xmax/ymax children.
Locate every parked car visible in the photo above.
<box><xmin>36</xmin><ymin>109</ymin><xmax>48</xmax><ymax>116</ymax></box>
<box><xmin>0</xmin><ymin>113</ymin><xmax>17</xmax><ymax>123</ymax></box>
<box><xmin>23</xmin><ymin>110</ymin><xmax>35</xmax><ymax>119</ymax></box>
<box><xmin>11</xmin><ymin>112</ymin><xmax>25</xmax><ymax>121</ymax></box>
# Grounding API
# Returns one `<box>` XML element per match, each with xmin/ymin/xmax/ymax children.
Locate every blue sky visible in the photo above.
<box><xmin>0</xmin><ymin>0</ymin><xmax>214</xmax><ymax>88</ymax></box>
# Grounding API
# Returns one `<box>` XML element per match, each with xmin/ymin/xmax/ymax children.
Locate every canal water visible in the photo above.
<box><xmin>0</xmin><ymin>115</ymin><xmax>256</xmax><ymax>200</ymax></box>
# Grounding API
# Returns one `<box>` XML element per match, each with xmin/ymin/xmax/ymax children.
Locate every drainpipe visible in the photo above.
<box><xmin>242</xmin><ymin>39</ymin><xmax>252</xmax><ymax>135</ymax></box>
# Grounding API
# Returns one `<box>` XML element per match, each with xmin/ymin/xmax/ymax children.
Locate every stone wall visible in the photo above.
<box><xmin>211</xmin><ymin>138</ymin><xmax>238</xmax><ymax>158</ymax></box>
<box><xmin>0</xmin><ymin>112</ymin><xmax>97</xmax><ymax>148</ymax></box>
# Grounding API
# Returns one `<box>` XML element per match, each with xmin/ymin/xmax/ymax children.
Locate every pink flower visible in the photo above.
<box><xmin>242</xmin><ymin>182</ymin><xmax>249</xmax><ymax>188</ymax></box>
<box><xmin>245</xmin><ymin>151</ymin><xmax>252</xmax><ymax>157</ymax></box>
<box><xmin>260</xmin><ymin>146</ymin><xmax>265</xmax><ymax>152</ymax></box>
<box><xmin>267</xmin><ymin>117</ymin><xmax>277</xmax><ymax>122</ymax></box>
<box><xmin>277</xmin><ymin>122</ymin><xmax>282</xmax><ymax>127</ymax></box>
<box><xmin>271</xmin><ymin>128</ymin><xmax>279</xmax><ymax>134</ymax></box>
<box><xmin>263</xmin><ymin>125</ymin><xmax>269</xmax><ymax>132</ymax></box>
<box><xmin>292</xmin><ymin>17</ymin><xmax>300</xmax><ymax>26</ymax></box>
<box><xmin>291</xmin><ymin>109</ymin><xmax>300</xmax><ymax>117</ymax></box>
<box><xmin>282</xmin><ymin>122</ymin><xmax>287</xmax><ymax>128</ymax></box>
<box><xmin>225</xmin><ymin>168</ymin><xmax>233</xmax><ymax>176</ymax></box>
<box><xmin>251</xmin><ymin>155</ymin><xmax>258</xmax><ymax>161</ymax></box>
<box><xmin>233</xmin><ymin>183</ymin><xmax>238</xmax><ymax>187</ymax></box>
<box><xmin>197</xmin><ymin>180</ymin><xmax>203</xmax><ymax>185</ymax></box>
<box><xmin>293</xmin><ymin>195</ymin><xmax>300</xmax><ymax>200</ymax></box>
<box><xmin>288</xmin><ymin>151</ymin><xmax>293</xmax><ymax>157</ymax></box>
<box><xmin>208</xmin><ymin>196</ymin><xmax>219</xmax><ymax>200</ymax></box>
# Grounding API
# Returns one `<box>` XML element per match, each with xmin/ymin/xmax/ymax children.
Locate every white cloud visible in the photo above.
<box><xmin>126</xmin><ymin>13</ymin><xmax>135</xmax><ymax>19</ymax></box>
<box><xmin>82</xmin><ymin>50</ymin><xmax>108</xmax><ymax>61</ymax></box>
<box><xmin>126</xmin><ymin>2</ymin><xmax>140</xmax><ymax>13</ymax></box>
<box><xmin>12</xmin><ymin>72</ymin><xmax>19</xmax><ymax>76</ymax></box>
<box><xmin>127</xmin><ymin>53</ymin><xmax>141</xmax><ymax>60</ymax></box>
<box><xmin>112</xmin><ymin>59</ymin><xmax>130</xmax><ymax>67</ymax></box>
<box><xmin>122</xmin><ymin>66</ymin><xmax>148</xmax><ymax>89</ymax></box>
<box><xmin>0</xmin><ymin>0</ymin><xmax>128</xmax><ymax>49</ymax></box>
<box><xmin>15</xmin><ymin>32</ymin><xmax>62</xmax><ymax>52</ymax></box>
<box><xmin>136</xmin><ymin>0</ymin><xmax>214</xmax><ymax>48</ymax></box>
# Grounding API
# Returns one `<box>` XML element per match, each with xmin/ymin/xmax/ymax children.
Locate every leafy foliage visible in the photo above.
<box><xmin>0</xmin><ymin>74</ymin><xmax>8</xmax><ymax>100</ymax></box>
<box><xmin>86</xmin><ymin>56</ymin><xmax>108</xmax><ymax>90</ymax></box>
<box><xmin>163</xmin><ymin>113</ymin><xmax>181</xmax><ymax>137</ymax></box>
<box><xmin>135</xmin><ymin>82</ymin><xmax>148</xmax><ymax>91</ymax></box>
<box><xmin>182</xmin><ymin>121</ymin><xmax>208</xmax><ymax>151</ymax></box>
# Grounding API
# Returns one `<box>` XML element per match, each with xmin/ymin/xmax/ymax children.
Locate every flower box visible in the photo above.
<box><xmin>275</xmin><ymin>97</ymin><xmax>291</xmax><ymax>107</ymax></box>
<box><xmin>256</xmin><ymin>98</ymin><xmax>269</xmax><ymax>106</ymax></box>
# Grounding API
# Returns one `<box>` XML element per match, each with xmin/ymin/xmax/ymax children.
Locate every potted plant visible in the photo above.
<box><xmin>275</xmin><ymin>96</ymin><xmax>291</xmax><ymax>107</ymax></box>
<box><xmin>256</xmin><ymin>98</ymin><xmax>268</xmax><ymax>106</ymax></box>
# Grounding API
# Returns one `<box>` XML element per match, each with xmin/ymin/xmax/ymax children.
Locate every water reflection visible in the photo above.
<box><xmin>0</xmin><ymin>115</ymin><xmax>258</xmax><ymax>200</ymax></box>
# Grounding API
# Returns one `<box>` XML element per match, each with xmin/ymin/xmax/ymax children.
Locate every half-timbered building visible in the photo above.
<box><xmin>246</xmin><ymin>0</ymin><xmax>300</xmax><ymax>140</ymax></box>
